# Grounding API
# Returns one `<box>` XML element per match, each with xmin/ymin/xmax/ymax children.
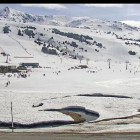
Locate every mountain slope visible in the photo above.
<box><xmin>0</xmin><ymin>6</ymin><xmax>140</xmax><ymax>31</ymax></box>
<box><xmin>0</xmin><ymin>6</ymin><xmax>140</xmax><ymax>66</ymax></box>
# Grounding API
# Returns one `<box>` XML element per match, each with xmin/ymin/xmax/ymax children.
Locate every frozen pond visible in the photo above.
<box><xmin>63</xmin><ymin>108</ymin><xmax>99</xmax><ymax>122</ymax></box>
<box><xmin>0</xmin><ymin>107</ymin><xmax>99</xmax><ymax>129</ymax></box>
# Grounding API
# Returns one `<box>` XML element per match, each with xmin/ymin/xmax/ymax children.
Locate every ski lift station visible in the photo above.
<box><xmin>0</xmin><ymin>63</ymin><xmax>19</xmax><ymax>73</ymax></box>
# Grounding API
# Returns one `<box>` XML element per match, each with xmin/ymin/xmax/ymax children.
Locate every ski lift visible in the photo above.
<box><xmin>6</xmin><ymin>54</ymin><xmax>10</xmax><ymax>63</ymax></box>
<box><xmin>9</xmin><ymin>55</ymin><xmax>11</xmax><ymax>61</ymax></box>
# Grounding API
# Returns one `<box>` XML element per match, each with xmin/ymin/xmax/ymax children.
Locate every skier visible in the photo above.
<box><xmin>5</xmin><ymin>82</ymin><xmax>8</xmax><ymax>87</ymax></box>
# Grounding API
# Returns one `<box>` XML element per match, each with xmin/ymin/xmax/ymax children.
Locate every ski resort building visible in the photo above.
<box><xmin>0</xmin><ymin>63</ymin><xmax>18</xmax><ymax>73</ymax></box>
<box><xmin>19</xmin><ymin>62</ymin><xmax>39</xmax><ymax>68</ymax></box>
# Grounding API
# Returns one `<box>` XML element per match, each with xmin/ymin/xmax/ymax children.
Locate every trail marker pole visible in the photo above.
<box><xmin>11</xmin><ymin>102</ymin><xmax>14</xmax><ymax>132</ymax></box>
<box><xmin>107</xmin><ymin>58</ymin><xmax>111</xmax><ymax>69</ymax></box>
<box><xmin>125</xmin><ymin>61</ymin><xmax>129</xmax><ymax>70</ymax></box>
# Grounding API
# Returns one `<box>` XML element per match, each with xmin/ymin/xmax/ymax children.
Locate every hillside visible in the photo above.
<box><xmin>0</xmin><ymin>6</ymin><xmax>140</xmax><ymax>133</ymax></box>
<box><xmin>0</xmin><ymin>6</ymin><xmax>140</xmax><ymax>65</ymax></box>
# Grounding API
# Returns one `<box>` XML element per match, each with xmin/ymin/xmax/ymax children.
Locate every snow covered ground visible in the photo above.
<box><xmin>0</xmin><ymin>15</ymin><xmax>140</xmax><ymax>133</ymax></box>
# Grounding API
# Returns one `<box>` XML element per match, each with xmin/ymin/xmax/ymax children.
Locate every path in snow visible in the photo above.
<box><xmin>7</xmin><ymin>35</ymin><xmax>31</xmax><ymax>56</ymax></box>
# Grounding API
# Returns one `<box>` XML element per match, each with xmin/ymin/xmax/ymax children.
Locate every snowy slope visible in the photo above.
<box><xmin>0</xmin><ymin>6</ymin><xmax>140</xmax><ymax>31</ymax></box>
<box><xmin>0</xmin><ymin>7</ymin><xmax>140</xmax><ymax>133</ymax></box>
<box><xmin>1</xmin><ymin>20</ymin><xmax>140</xmax><ymax>64</ymax></box>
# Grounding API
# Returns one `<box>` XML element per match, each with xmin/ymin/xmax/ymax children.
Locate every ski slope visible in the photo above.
<box><xmin>0</xmin><ymin>12</ymin><xmax>140</xmax><ymax>133</ymax></box>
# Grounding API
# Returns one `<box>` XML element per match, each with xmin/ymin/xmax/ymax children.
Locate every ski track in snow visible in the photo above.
<box><xmin>7</xmin><ymin>35</ymin><xmax>31</xmax><ymax>55</ymax></box>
